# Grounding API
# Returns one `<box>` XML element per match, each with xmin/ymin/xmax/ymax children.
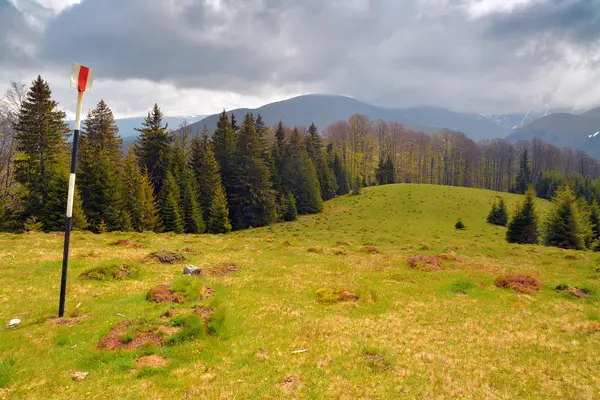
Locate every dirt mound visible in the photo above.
<box><xmin>181</xmin><ymin>247</ymin><xmax>200</xmax><ymax>255</ymax></box>
<box><xmin>316</xmin><ymin>288</ymin><xmax>359</xmax><ymax>304</ymax></box>
<box><xmin>204</xmin><ymin>263</ymin><xmax>241</xmax><ymax>276</ymax></box>
<box><xmin>277</xmin><ymin>375</ymin><xmax>302</xmax><ymax>392</ymax></box>
<box><xmin>334</xmin><ymin>250</ymin><xmax>350</xmax><ymax>256</ymax></box>
<box><xmin>406</xmin><ymin>254</ymin><xmax>444</xmax><ymax>271</ymax></box>
<box><xmin>364</xmin><ymin>351</ymin><xmax>392</xmax><ymax>371</ymax></box>
<box><xmin>438</xmin><ymin>252</ymin><xmax>461</xmax><ymax>262</ymax></box>
<box><xmin>193</xmin><ymin>306</ymin><xmax>214</xmax><ymax>324</ymax></box>
<box><xmin>359</xmin><ymin>246</ymin><xmax>379</xmax><ymax>254</ymax></box>
<box><xmin>79</xmin><ymin>264</ymin><xmax>138</xmax><ymax>281</ymax></box>
<box><xmin>52</xmin><ymin>314</ymin><xmax>90</xmax><ymax>326</ymax></box>
<box><xmin>135</xmin><ymin>355</ymin><xmax>167</xmax><ymax>370</ymax></box>
<box><xmin>109</xmin><ymin>239</ymin><xmax>144</xmax><ymax>248</ymax></box>
<box><xmin>307</xmin><ymin>247</ymin><xmax>323</xmax><ymax>253</ymax></box>
<box><xmin>555</xmin><ymin>284</ymin><xmax>591</xmax><ymax>299</ymax></box>
<box><xmin>97</xmin><ymin>320</ymin><xmax>163</xmax><ymax>350</ymax></box>
<box><xmin>495</xmin><ymin>274</ymin><xmax>541</xmax><ymax>294</ymax></box>
<box><xmin>147</xmin><ymin>250</ymin><xmax>186</xmax><ymax>264</ymax></box>
<box><xmin>146</xmin><ymin>284</ymin><xmax>184</xmax><ymax>303</ymax></box>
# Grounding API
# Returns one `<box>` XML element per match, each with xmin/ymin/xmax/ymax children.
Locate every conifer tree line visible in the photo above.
<box><xmin>0</xmin><ymin>77</ymin><xmax>349</xmax><ymax>233</ymax></box>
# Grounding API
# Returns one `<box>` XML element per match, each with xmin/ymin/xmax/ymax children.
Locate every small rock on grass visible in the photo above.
<box><xmin>6</xmin><ymin>318</ymin><xmax>20</xmax><ymax>328</ymax></box>
<box><xmin>183</xmin><ymin>265</ymin><xmax>203</xmax><ymax>276</ymax></box>
<box><xmin>72</xmin><ymin>371</ymin><xmax>88</xmax><ymax>381</ymax></box>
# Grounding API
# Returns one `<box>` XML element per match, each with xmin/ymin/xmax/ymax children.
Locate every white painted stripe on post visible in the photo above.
<box><xmin>66</xmin><ymin>173</ymin><xmax>76</xmax><ymax>217</ymax></box>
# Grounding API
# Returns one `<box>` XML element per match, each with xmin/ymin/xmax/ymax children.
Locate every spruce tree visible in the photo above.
<box><xmin>590</xmin><ymin>200</ymin><xmax>600</xmax><ymax>241</ymax></box>
<box><xmin>514</xmin><ymin>148</ymin><xmax>531</xmax><ymax>194</ymax></box>
<box><xmin>229</xmin><ymin>113</ymin><xmax>276</xmax><ymax>229</ymax></box>
<box><xmin>575</xmin><ymin>196</ymin><xmax>593</xmax><ymax>249</ymax></box>
<box><xmin>78</xmin><ymin>100</ymin><xmax>130</xmax><ymax>232</ymax></box>
<box><xmin>283</xmin><ymin>127</ymin><xmax>323</xmax><ymax>214</ymax></box>
<box><xmin>282</xmin><ymin>192</ymin><xmax>298</xmax><ymax>221</ymax></box>
<box><xmin>207</xmin><ymin>184</ymin><xmax>232</xmax><ymax>234</ymax></box>
<box><xmin>230</xmin><ymin>112</ymin><xmax>239</xmax><ymax>133</ymax></box>
<box><xmin>487</xmin><ymin>198</ymin><xmax>508</xmax><ymax>226</ymax></box>
<box><xmin>506</xmin><ymin>185</ymin><xmax>539</xmax><ymax>244</ymax></box>
<box><xmin>134</xmin><ymin>104</ymin><xmax>171</xmax><ymax>195</ymax></box>
<box><xmin>543</xmin><ymin>185</ymin><xmax>582</xmax><ymax>249</ymax></box>
<box><xmin>158</xmin><ymin>170</ymin><xmax>184</xmax><ymax>233</ymax></box>
<box><xmin>190</xmin><ymin>129</ymin><xmax>221</xmax><ymax>221</ymax></box>
<box><xmin>13</xmin><ymin>76</ymin><xmax>70</xmax><ymax>230</ymax></box>
<box><xmin>306</xmin><ymin>123</ymin><xmax>337</xmax><ymax>200</ymax></box>
<box><xmin>270</xmin><ymin>121</ymin><xmax>286</xmax><ymax>197</ymax></box>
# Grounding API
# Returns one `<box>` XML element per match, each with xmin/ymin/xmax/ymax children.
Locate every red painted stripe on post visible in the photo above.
<box><xmin>77</xmin><ymin>66</ymin><xmax>89</xmax><ymax>92</ymax></box>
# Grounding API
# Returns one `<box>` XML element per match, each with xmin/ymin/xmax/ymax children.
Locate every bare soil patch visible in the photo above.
<box><xmin>307</xmin><ymin>247</ymin><xmax>323</xmax><ymax>253</ymax></box>
<box><xmin>51</xmin><ymin>314</ymin><xmax>90</xmax><ymax>326</ymax></box>
<box><xmin>494</xmin><ymin>274</ymin><xmax>541</xmax><ymax>294</ymax></box>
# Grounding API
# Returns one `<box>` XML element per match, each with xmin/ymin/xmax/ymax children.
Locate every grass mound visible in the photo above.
<box><xmin>555</xmin><ymin>284</ymin><xmax>592</xmax><ymax>299</ymax></box>
<box><xmin>109</xmin><ymin>239</ymin><xmax>144</xmax><ymax>248</ymax></box>
<box><xmin>146</xmin><ymin>284</ymin><xmax>185</xmax><ymax>304</ymax></box>
<box><xmin>97</xmin><ymin>320</ymin><xmax>163</xmax><ymax>350</ymax></box>
<box><xmin>359</xmin><ymin>246</ymin><xmax>379</xmax><ymax>254</ymax></box>
<box><xmin>146</xmin><ymin>250</ymin><xmax>186</xmax><ymax>264</ymax></box>
<box><xmin>406</xmin><ymin>254</ymin><xmax>444</xmax><ymax>271</ymax></box>
<box><xmin>315</xmin><ymin>288</ymin><xmax>359</xmax><ymax>304</ymax></box>
<box><xmin>494</xmin><ymin>274</ymin><xmax>541</xmax><ymax>294</ymax></box>
<box><xmin>79</xmin><ymin>264</ymin><xmax>139</xmax><ymax>281</ymax></box>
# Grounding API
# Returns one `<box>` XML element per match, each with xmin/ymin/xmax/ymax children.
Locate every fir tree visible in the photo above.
<box><xmin>212</xmin><ymin>111</ymin><xmax>237</xmax><ymax>202</ymax></box>
<box><xmin>506</xmin><ymin>185</ymin><xmax>539</xmax><ymax>244</ymax></box>
<box><xmin>282</xmin><ymin>192</ymin><xmax>298</xmax><ymax>221</ymax></box>
<box><xmin>171</xmin><ymin>139</ymin><xmax>204</xmax><ymax>234</ymax></box>
<box><xmin>190</xmin><ymin>128</ymin><xmax>221</xmax><ymax>221</ymax></box>
<box><xmin>78</xmin><ymin>100</ymin><xmax>130</xmax><ymax>232</ymax></box>
<box><xmin>122</xmin><ymin>150</ymin><xmax>160</xmax><ymax>232</ymax></box>
<box><xmin>306</xmin><ymin>123</ymin><xmax>337</xmax><ymax>200</ymax></box>
<box><xmin>514</xmin><ymin>148</ymin><xmax>531</xmax><ymax>194</ymax></box>
<box><xmin>134</xmin><ymin>104</ymin><xmax>171</xmax><ymax>195</ymax></box>
<box><xmin>270</xmin><ymin>121</ymin><xmax>286</xmax><ymax>197</ymax></box>
<box><xmin>13</xmin><ymin>76</ymin><xmax>70</xmax><ymax>229</ymax></box>
<box><xmin>207</xmin><ymin>184</ymin><xmax>232</xmax><ymax>234</ymax></box>
<box><xmin>158</xmin><ymin>170</ymin><xmax>184</xmax><ymax>233</ymax></box>
<box><xmin>375</xmin><ymin>155</ymin><xmax>397</xmax><ymax>185</ymax></box>
<box><xmin>590</xmin><ymin>200</ymin><xmax>600</xmax><ymax>241</ymax></box>
<box><xmin>283</xmin><ymin>127</ymin><xmax>323</xmax><ymax>214</ymax></box>
<box><xmin>229</xmin><ymin>113</ymin><xmax>276</xmax><ymax>229</ymax></box>
<box><xmin>42</xmin><ymin>172</ymin><xmax>88</xmax><ymax>231</ymax></box>
<box><xmin>331</xmin><ymin>149</ymin><xmax>350</xmax><ymax>195</ymax></box>
<box><xmin>487</xmin><ymin>198</ymin><xmax>508</xmax><ymax>226</ymax></box>
<box><xmin>543</xmin><ymin>185</ymin><xmax>582</xmax><ymax>249</ymax></box>
<box><xmin>575</xmin><ymin>196</ymin><xmax>593</xmax><ymax>249</ymax></box>
<box><xmin>230</xmin><ymin>112</ymin><xmax>239</xmax><ymax>132</ymax></box>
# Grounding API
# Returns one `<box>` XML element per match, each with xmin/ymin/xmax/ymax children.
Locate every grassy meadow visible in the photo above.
<box><xmin>1</xmin><ymin>184</ymin><xmax>600</xmax><ymax>399</ymax></box>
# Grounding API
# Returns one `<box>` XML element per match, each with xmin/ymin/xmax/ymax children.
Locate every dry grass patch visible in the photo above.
<box><xmin>134</xmin><ymin>355</ymin><xmax>167</xmax><ymax>370</ymax></box>
<box><xmin>203</xmin><ymin>263</ymin><xmax>241</xmax><ymax>276</ymax></box>
<box><xmin>494</xmin><ymin>274</ymin><xmax>541</xmax><ymax>294</ymax></box>
<box><xmin>315</xmin><ymin>288</ymin><xmax>359</xmax><ymax>304</ymax></box>
<box><xmin>359</xmin><ymin>246</ymin><xmax>379</xmax><ymax>254</ymax></box>
<box><xmin>109</xmin><ymin>239</ymin><xmax>144</xmax><ymax>249</ymax></box>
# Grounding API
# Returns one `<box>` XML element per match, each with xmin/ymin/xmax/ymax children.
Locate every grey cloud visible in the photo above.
<box><xmin>4</xmin><ymin>0</ymin><xmax>600</xmax><ymax>113</ymax></box>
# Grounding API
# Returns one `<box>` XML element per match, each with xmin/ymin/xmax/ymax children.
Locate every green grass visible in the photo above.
<box><xmin>1</xmin><ymin>184</ymin><xmax>600</xmax><ymax>399</ymax></box>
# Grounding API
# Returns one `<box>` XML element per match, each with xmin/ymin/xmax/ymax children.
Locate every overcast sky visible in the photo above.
<box><xmin>1</xmin><ymin>0</ymin><xmax>599</xmax><ymax>118</ymax></box>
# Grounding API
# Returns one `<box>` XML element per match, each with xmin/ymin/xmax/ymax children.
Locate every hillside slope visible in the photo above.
<box><xmin>3</xmin><ymin>185</ymin><xmax>599</xmax><ymax>400</ymax></box>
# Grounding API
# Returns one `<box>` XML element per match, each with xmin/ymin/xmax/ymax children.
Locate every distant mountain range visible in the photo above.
<box><xmin>186</xmin><ymin>94</ymin><xmax>520</xmax><ymax>141</ymax></box>
<box><xmin>507</xmin><ymin>107</ymin><xmax>600</xmax><ymax>157</ymax></box>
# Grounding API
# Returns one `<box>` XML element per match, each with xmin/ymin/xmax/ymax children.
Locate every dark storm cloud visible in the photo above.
<box><xmin>485</xmin><ymin>0</ymin><xmax>600</xmax><ymax>43</ymax></box>
<box><xmin>4</xmin><ymin>0</ymin><xmax>600</xmax><ymax>112</ymax></box>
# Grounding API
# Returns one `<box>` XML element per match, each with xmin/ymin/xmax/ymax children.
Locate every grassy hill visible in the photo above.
<box><xmin>1</xmin><ymin>184</ymin><xmax>599</xmax><ymax>399</ymax></box>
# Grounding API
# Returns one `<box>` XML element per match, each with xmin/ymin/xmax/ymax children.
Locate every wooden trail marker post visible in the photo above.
<box><xmin>58</xmin><ymin>63</ymin><xmax>95</xmax><ymax>318</ymax></box>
